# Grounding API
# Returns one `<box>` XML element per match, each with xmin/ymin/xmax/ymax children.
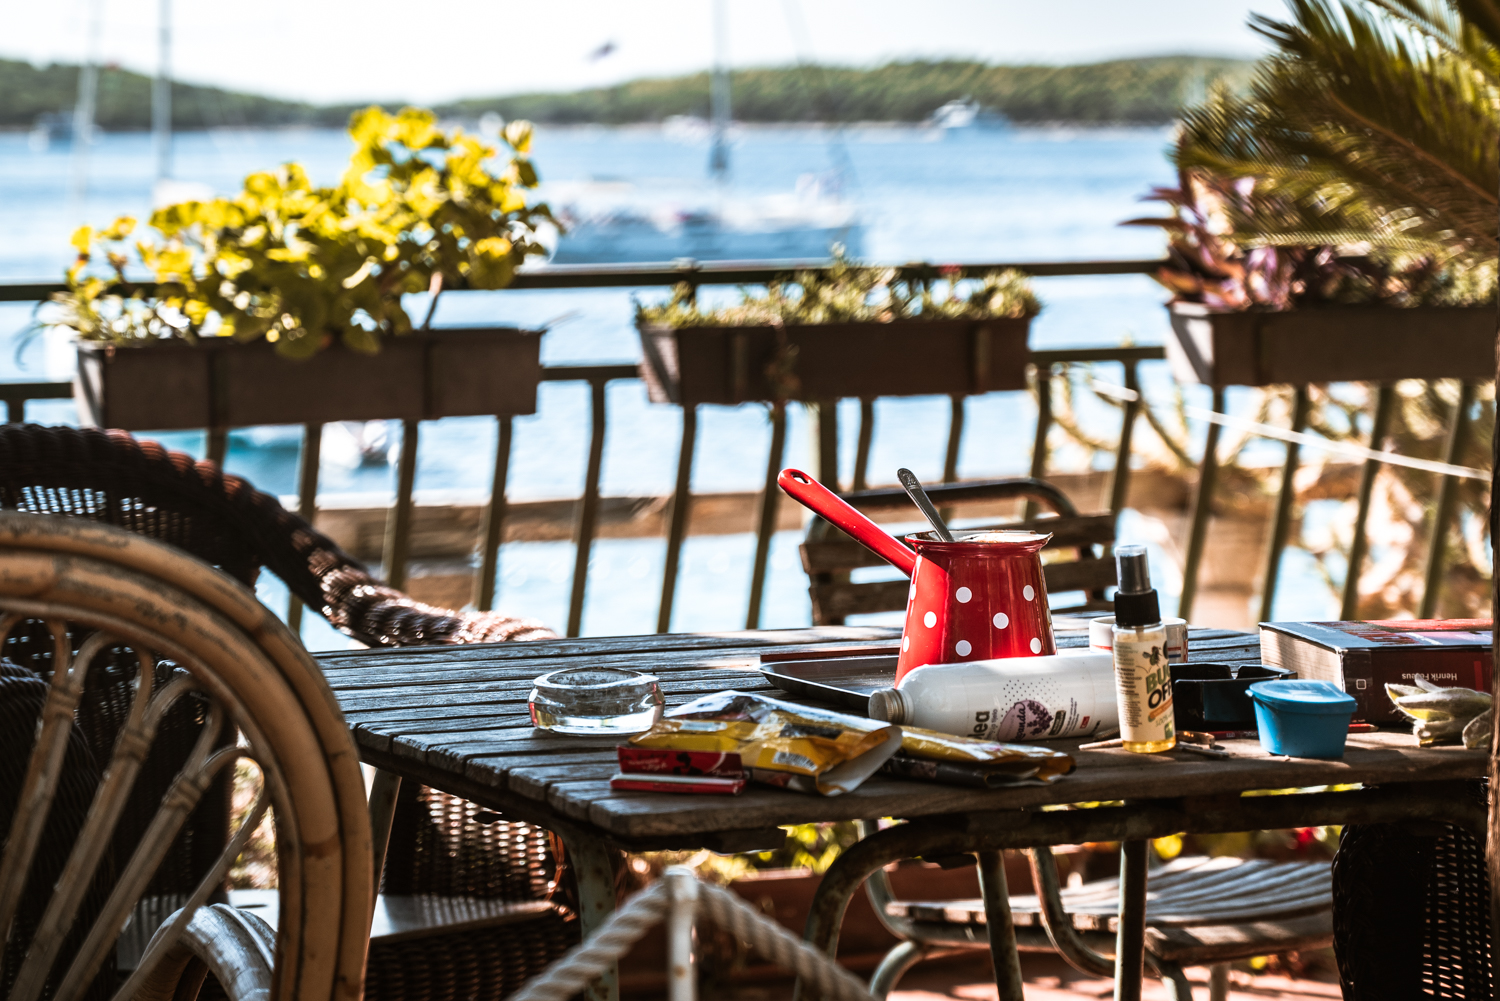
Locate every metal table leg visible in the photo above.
<box><xmin>976</xmin><ymin>850</ymin><xmax>1026</xmax><ymax>1001</ymax></box>
<box><xmin>367</xmin><ymin>768</ymin><xmax>402</xmax><ymax>897</ymax></box>
<box><xmin>1114</xmin><ymin>840</ymin><xmax>1148</xmax><ymax>1001</ymax></box>
<box><xmin>556</xmin><ymin>823</ymin><xmax>624</xmax><ymax>1001</ymax></box>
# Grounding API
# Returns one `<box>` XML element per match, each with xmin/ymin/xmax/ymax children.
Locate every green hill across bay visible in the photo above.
<box><xmin>0</xmin><ymin>54</ymin><xmax>1252</xmax><ymax>131</ymax></box>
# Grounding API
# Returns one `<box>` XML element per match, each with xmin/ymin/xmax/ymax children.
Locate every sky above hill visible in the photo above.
<box><xmin>8</xmin><ymin>0</ymin><xmax>1285</xmax><ymax>105</ymax></box>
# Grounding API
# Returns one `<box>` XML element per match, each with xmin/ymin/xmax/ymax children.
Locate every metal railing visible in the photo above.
<box><xmin>0</xmin><ymin>258</ymin><xmax>1479</xmax><ymax>635</ymax></box>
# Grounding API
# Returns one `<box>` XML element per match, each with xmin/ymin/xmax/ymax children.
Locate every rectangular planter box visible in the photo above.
<box><xmin>637</xmin><ymin>317</ymin><xmax>1031</xmax><ymax>405</ymax></box>
<box><xmin>1168</xmin><ymin>302</ymin><xmax>1497</xmax><ymax>387</ymax></box>
<box><xmin>74</xmin><ymin>326</ymin><xmax>543</xmax><ymax>430</ymax></box>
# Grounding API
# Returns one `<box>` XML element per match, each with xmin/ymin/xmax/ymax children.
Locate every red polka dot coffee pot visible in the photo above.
<box><xmin>779</xmin><ymin>468</ymin><xmax>1056</xmax><ymax>683</ymax></box>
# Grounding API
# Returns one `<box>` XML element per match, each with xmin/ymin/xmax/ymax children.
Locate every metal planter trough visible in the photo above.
<box><xmin>74</xmin><ymin>326</ymin><xmax>544</xmax><ymax>430</ymax></box>
<box><xmin>636</xmin><ymin>317</ymin><xmax>1032</xmax><ymax>405</ymax></box>
<box><xmin>1166</xmin><ymin>302</ymin><xmax>1496</xmax><ymax>387</ymax></box>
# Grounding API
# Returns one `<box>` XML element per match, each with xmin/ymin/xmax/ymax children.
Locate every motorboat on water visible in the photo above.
<box><xmin>928</xmin><ymin>98</ymin><xmax>1011</xmax><ymax>136</ymax></box>
<box><xmin>546</xmin><ymin>174</ymin><xmax>863</xmax><ymax>265</ymax></box>
<box><xmin>546</xmin><ymin>0</ymin><xmax>863</xmax><ymax>266</ymax></box>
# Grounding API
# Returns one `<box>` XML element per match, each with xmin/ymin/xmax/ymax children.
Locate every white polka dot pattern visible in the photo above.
<box><xmin>993</xmin><ymin>612</ymin><xmax>1009</xmax><ymax>629</ymax></box>
<box><xmin>903</xmin><ymin>636</ymin><xmax>910</xmax><ymax>652</ymax></box>
<box><xmin>955</xmin><ymin>586</ymin><xmax>972</xmax><ymax>604</ymax></box>
<box><xmin>955</xmin><ymin>640</ymin><xmax>972</xmax><ymax>657</ymax></box>
<box><xmin>1023</xmin><ymin>585</ymin><xmax>1036</xmax><ymax>601</ymax></box>
<box><xmin>1030</xmin><ymin>637</ymin><xmax>1042</xmax><ymax>653</ymax></box>
<box><xmin>923</xmin><ymin>611</ymin><xmax>937</xmax><ymax>628</ymax></box>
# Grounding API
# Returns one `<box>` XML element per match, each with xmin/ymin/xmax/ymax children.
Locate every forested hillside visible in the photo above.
<box><xmin>439</xmin><ymin>56</ymin><xmax>1252</xmax><ymax>125</ymax></box>
<box><xmin>0</xmin><ymin>54</ymin><xmax>1251</xmax><ymax>130</ymax></box>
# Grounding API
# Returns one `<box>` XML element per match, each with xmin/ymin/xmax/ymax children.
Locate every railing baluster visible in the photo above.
<box><xmin>206</xmin><ymin>351</ymin><xmax>229</xmax><ymax>466</ymax></box>
<box><xmin>657</xmin><ymin>406</ymin><xmax>698</xmax><ymax>633</ymax></box>
<box><xmin>1178</xmin><ymin>387</ymin><xmax>1225</xmax><ymax>623</ymax></box>
<box><xmin>943</xmin><ymin>394</ymin><xmax>965</xmax><ymax>483</ymax></box>
<box><xmin>811</xmin><ymin>399</ymin><xmax>839</xmax><ymax>490</ymax></box>
<box><xmin>1258</xmin><ymin>386</ymin><xmax>1310</xmax><ymax>623</ymax></box>
<box><xmin>382</xmin><ymin>419</ymin><xmax>420</xmax><ymax>591</ymax></box>
<box><xmin>1341</xmin><ymin>383</ymin><xmax>1397</xmax><ymax>619</ymax></box>
<box><xmin>287</xmin><ymin>421</ymin><xmax>322</xmax><ymax>632</ymax></box>
<box><xmin>205</xmin><ymin>428</ymin><xmax>228</xmax><ymax>467</ymax></box>
<box><xmin>746</xmin><ymin>402</ymin><xmax>788</xmax><ymax>630</ymax></box>
<box><xmin>1024</xmin><ymin>365</ymin><xmax>1054</xmax><ymax>521</ymax></box>
<box><xmin>567</xmin><ymin>379</ymin><xmax>609</xmax><ymax>638</ymax></box>
<box><xmin>1419</xmin><ymin>380</ymin><xmax>1475</xmax><ymax>619</ymax></box>
<box><xmin>852</xmin><ymin>398</ymin><xmax>875</xmax><ymax>492</ymax></box>
<box><xmin>473</xmin><ymin>415</ymin><xmax>514</xmax><ymax>612</ymax></box>
<box><xmin>1107</xmin><ymin>361</ymin><xmax>1141</xmax><ymax>521</ymax></box>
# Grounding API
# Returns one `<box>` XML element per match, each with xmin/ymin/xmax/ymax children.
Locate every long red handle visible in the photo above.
<box><xmin>778</xmin><ymin>468</ymin><xmax>918</xmax><ymax>578</ymax></box>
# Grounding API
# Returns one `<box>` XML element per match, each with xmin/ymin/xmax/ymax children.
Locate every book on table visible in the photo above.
<box><xmin>1259</xmin><ymin>619</ymin><xmax>1492</xmax><ymax>723</ymax></box>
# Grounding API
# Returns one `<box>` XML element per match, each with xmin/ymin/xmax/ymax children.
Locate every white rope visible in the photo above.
<box><xmin>508</xmin><ymin>868</ymin><xmax>877</xmax><ymax>1001</ymax></box>
<box><xmin>508</xmin><ymin>881</ymin><xmax>671</xmax><ymax>1001</ymax></box>
<box><xmin>1090</xmin><ymin>379</ymin><xmax>1488</xmax><ymax>481</ymax></box>
<box><xmin>694</xmin><ymin>880</ymin><xmax>877</xmax><ymax>1001</ymax></box>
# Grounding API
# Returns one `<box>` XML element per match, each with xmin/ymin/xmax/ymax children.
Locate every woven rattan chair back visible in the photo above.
<box><xmin>0</xmin><ymin>513</ymin><xmax>372</xmax><ymax>1001</ymax></box>
<box><xmin>1333</xmin><ymin>790</ymin><xmax>1493</xmax><ymax>1000</ymax></box>
<box><xmin>0</xmin><ymin>424</ymin><xmax>551</xmax><ymax>647</ymax></box>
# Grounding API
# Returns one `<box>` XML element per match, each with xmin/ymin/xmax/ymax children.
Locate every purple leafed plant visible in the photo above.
<box><xmin>1122</xmin><ymin>170</ymin><xmax>1482</xmax><ymax>311</ymax></box>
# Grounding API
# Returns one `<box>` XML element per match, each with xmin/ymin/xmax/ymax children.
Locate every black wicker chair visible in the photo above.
<box><xmin>1333</xmin><ymin>781</ymin><xmax>1492</xmax><ymax>1000</ymax></box>
<box><xmin>0</xmin><ymin>661</ymin><xmax>115</xmax><ymax>1001</ymax></box>
<box><xmin>0</xmin><ymin>423</ymin><xmax>578</xmax><ymax>1001</ymax></box>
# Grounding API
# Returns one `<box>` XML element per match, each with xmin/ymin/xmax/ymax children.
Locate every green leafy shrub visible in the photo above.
<box><xmin>636</xmin><ymin>256</ymin><xmax>1040</xmax><ymax>328</ymax></box>
<box><xmin>53</xmin><ymin>106</ymin><xmax>553</xmax><ymax>357</ymax></box>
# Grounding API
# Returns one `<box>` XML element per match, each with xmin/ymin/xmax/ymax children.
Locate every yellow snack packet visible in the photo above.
<box><xmin>632</xmin><ymin>691</ymin><xmax>902</xmax><ymax>796</ymax></box>
<box><xmin>899</xmin><ymin>725</ymin><xmax>1074</xmax><ymax>782</ymax></box>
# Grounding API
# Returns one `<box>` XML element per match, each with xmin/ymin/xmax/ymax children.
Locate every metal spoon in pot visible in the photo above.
<box><xmin>896</xmin><ymin>468</ymin><xmax>955</xmax><ymax>542</ymax></box>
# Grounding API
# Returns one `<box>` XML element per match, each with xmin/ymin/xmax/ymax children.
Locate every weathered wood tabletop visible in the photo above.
<box><xmin>319</xmin><ymin>625</ymin><xmax>1486</xmax><ymax>851</ymax></box>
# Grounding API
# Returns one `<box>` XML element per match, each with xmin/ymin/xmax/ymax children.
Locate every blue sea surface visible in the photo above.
<box><xmin>0</xmin><ymin>124</ymin><xmax>1342</xmax><ymax>647</ymax></box>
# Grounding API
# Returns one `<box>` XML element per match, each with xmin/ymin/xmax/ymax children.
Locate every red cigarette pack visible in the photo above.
<box><xmin>616</xmin><ymin>745</ymin><xmax>744</xmax><ymax>777</ymax></box>
<box><xmin>609</xmin><ymin>773</ymin><xmax>746</xmax><ymax>795</ymax></box>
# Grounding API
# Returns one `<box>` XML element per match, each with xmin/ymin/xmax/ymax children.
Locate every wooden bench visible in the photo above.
<box><xmin>799</xmin><ymin>477</ymin><xmax>1118</xmax><ymax>624</ymax></box>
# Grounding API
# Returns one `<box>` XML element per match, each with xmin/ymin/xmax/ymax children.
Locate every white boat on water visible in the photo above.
<box><xmin>547</xmin><ymin>175</ymin><xmax>862</xmax><ymax>264</ymax></box>
<box><xmin>547</xmin><ymin>0</ymin><xmax>863</xmax><ymax>265</ymax></box>
<box><xmin>928</xmin><ymin>98</ymin><xmax>1011</xmax><ymax>136</ymax></box>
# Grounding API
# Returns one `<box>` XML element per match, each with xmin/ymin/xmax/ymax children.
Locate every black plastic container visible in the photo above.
<box><xmin>1170</xmin><ymin>663</ymin><xmax>1296</xmax><ymax>732</ymax></box>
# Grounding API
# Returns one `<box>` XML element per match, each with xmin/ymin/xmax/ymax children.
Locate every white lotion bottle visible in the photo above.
<box><xmin>867</xmin><ymin>649</ymin><xmax>1117</xmax><ymax>741</ymax></box>
<box><xmin>1111</xmin><ymin>545</ymin><xmax>1176</xmax><ymax>753</ymax></box>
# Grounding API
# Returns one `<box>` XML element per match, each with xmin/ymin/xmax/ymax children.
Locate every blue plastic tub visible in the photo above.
<box><xmin>1249</xmin><ymin>680</ymin><xmax>1357</xmax><ymax>759</ymax></box>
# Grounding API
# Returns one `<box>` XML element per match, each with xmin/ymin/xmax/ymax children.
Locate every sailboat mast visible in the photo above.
<box><xmin>69</xmin><ymin>0</ymin><xmax>103</xmax><ymax>215</ymax></box>
<box><xmin>153</xmin><ymin>0</ymin><xmax>172</xmax><ymax>182</ymax></box>
<box><xmin>708</xmin><ymin>0</ymin><xmax>730</xmax><ymax>180</ymax></box>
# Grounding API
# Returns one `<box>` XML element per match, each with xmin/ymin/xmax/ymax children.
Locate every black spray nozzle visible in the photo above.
<box><xmin>1115</xmin><ymin>544</ymin><xmax>1152</xmax><ymax>595</ymax></box>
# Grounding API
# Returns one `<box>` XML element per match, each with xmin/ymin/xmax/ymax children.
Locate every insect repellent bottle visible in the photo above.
<box><xmin>1111</xmin><ymin>545</ymin><xmax>1175</xmax><ymax>753</ymax></box>
<box><xmin>867</xmin><ymin>649</ymin><xmax>1118</xmax><ymax>741</ymax></box>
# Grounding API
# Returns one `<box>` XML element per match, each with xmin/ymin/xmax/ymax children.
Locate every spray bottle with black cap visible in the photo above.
<box><xmin>1111</xmin><ymin>545</ymin><xmax>1175</xmax><ymax>753</ymax></box>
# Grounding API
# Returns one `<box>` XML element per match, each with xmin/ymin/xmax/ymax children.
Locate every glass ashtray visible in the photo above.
<box><xmin>529</xmin><ymin>667</ymin><xmax>663</xmax><ymax>735</ymax></box>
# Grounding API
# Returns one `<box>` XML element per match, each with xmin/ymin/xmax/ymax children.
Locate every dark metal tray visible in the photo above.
<box><xmin>758</xmin><ymin>654</ymin><xmax>898</xmax><ymax>714</ymax></box>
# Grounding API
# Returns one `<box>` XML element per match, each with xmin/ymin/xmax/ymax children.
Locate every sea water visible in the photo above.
<box><xmin>0</xmin><ymin>124</ymin><xmax>1342</xmax><ymax>643</ymax></box>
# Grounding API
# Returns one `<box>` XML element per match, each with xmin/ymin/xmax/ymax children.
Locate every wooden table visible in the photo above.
<box><xmin>319</xmin><ymin>625</ymin><xmax>1487</xmax><ymax>1001</ymax></box>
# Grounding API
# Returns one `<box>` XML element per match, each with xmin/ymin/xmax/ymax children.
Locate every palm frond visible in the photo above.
<box><xmin>1177</xmin><ymin>0</ymin><xmax>1498</xmax><ymax>262</ymax></box>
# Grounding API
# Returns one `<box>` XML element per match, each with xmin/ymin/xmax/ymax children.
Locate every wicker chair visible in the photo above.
<box><xmin>0</xmin><ymin>512</ymin><xmax>372</xmax><ymax>1001</ymax></box>
<box><xmin>1332</xmin><ymin>782</ymin><xmax>1493</xmax><ymax>1000</ymax></box>
<box><xmin>0</xmin><ymin>423</ymin><xmax>578</xmax><ymax>1001</ymax></box>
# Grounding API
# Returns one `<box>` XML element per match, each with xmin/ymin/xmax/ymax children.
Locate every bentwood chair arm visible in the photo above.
<box><xmin>132</xmin><ymin>904</ymin><xmax>277</xmax><ymax>1001</ymax></box>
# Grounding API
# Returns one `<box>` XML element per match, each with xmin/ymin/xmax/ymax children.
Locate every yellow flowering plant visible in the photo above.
<box><xmin>54</xmin><ymin>107</ymin><xmax>553</xmax><ymax>358</ymax></box>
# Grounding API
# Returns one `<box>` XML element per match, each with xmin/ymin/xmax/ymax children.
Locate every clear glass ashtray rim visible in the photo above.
<box><xmin>531</xmin><ymin>667</ymin><xmax>661</xmax><ymax>694</ymax></box>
